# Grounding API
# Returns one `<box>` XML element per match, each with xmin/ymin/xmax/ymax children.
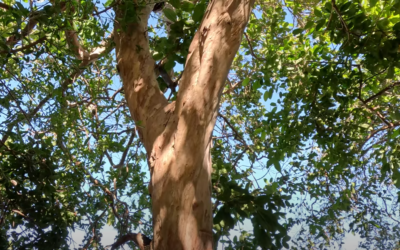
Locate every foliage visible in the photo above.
<box><xmin>1</xmin><ymin>0</ymin><xmax>400</xmax><ymax>249</ymax></box>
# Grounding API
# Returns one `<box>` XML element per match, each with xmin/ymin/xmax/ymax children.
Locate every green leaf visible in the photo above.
<box><xmin>316</xmin><ymin>19</ymin><xmax>326</xmax><ymax>31</ymax></box>
<box><xmin>181</xmin><ymin>1</ymin><xmax>195</xmax><ymax>11</ymax></box>
<box><xmin>359</xmin><ymin>123</ymin><xmax>370</xmax><ymax>129</ymax></box>
<box><xmin>274</xmin><ymin>160</ymin><xmax>281</xmax><ymax>172</ymax></box>
<box><xmin>386</xmin><ymin>65</ymin><xmax>395</xmax><ymax>79</ymax></box>
<box><xmin>369</xmin><ymin>0</ymin><xmax>378</xmax><ymax>7</ymax></box>
<box><xmin>324</xmin><ymin>2</ymin><xmax>332</xmax><ymax>12</ymax></box>
<box><xmin>304</xmin><ymin>21</ymin><xmax>314</xmax><ymax>30</ymax></box>
<box><xmin>193</xmin><ymin>3</ymin><xmax>206</xmax><ymax>22</ymax></box>
<box><xmin>169</xmin><ymin>0</ymin><xmax>180</xmax><ymax>8</ymax></box>
<box><xmin>293</xmin><ymin>28</ymin><xmax>303</xmax><ymax>35</ymax></box>
<box><xmin>314</xmin><ymin>9</ymin><xmax>322</xmax><ymax>17</ymax></box>
<box><xmin>252</xmin><ymin>80</ymin><xmax>261</xmax><ymax>90</ymax></box>
<box><xmin>393</xmin><ymin>22</ymin><xmax>400</xmax><ymax>31</ymax></box>
<box><xmin>340</xmin><ymin>2</ymin><xmax>352</xmax><ymax>12</ymax></box>
<box><xmin>163</xmin><ymin>8</ymin><xmax>177</xmax><ymax>22</ymax></box>
<box><xmin>242</xmin><ymin>77</ymin><xmax>250</xmax><ymax>86</ymax></box>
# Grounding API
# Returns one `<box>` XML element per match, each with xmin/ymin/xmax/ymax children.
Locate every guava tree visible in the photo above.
<box><xmin>2</xmin><ymin>0</ymin><xmax>400</xmax><ymax>249</ymax></box>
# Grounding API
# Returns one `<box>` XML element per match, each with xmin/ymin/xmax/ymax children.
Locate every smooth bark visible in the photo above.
<box><xmin>114</xmin><ymin>1</ymin><xmax>254</xmax><ymax>249</ymax></box>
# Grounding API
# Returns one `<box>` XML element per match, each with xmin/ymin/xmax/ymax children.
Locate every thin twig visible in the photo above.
<box><xmin>244</xmin><ymin>32</ymin><xmax>264</xmax><ymax>61</ymax></box>
<box><xmin>218</xmin><ymin>113</ymin><xmax>253</xmax><ymax>153</ymax></box>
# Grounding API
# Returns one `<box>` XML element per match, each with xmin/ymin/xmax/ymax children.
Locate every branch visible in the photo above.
<box><xmin>114</xmin><ymin>129</ymin><xmax>136</xmax><ymax>168</ymax></box>
<box><xmin>222</xmin><ymin>78</ymin><xmax>241</xmax><ymax>95</ymax></box>
<box><xmin>93</xmin><ymin>4</ymin><xmax>115</xmax><ymax>16</ymax></box>
<box><xmin>80</xmin><ymin>209</ymin><xmax>107</xmax><ymax>250</ymax></box>
<box><xmin>114</xmin><ymin>3</ymin><xmax>168</xmax><ymax>148</ymax></box>
<box><xmin>218</xmin><ymin>112</ymin><xmax>253</xmax><ymax>153</ymax></box>
<box><xmin>364</xmin><ymin>81</ymin><xmax>400</xmax><ymax>103</ymax></box>
<box><xmin>360</xmin><ymin>121</ymin><xmax>400</xmax><ymax>151</ymax></box>
<box><xmin>62</xmin><ymin>0</ymin><xmax>114</xmax><ymax>63</ymax></box>
<box><xmin>0</xmin><ymin>2</ymin><xmax>12</xmax><ymax>10</ymax></box>
<box><xmin>244</xmin><ymin>32</ymin><xmax>264</xmax><ymax>61</ymax></box>
<box><xmin>65</xmin><ymin>29</ymin><xmax>114</xmax><ymax>63</ymax></box>
<box><xmin>331</xmin><ymin>0</ymin><xmax>350</xmax><ymax>42</ymax></box>
<box><xmin>358</xmin><ymin>97</ymin><xmax>392</xmax><ymax>127</ymax></box>
<box><xmin>109</xmin><ymin>233</ymin><xmax>152</xmax><ymax>250</ymax></box>
<box><xmin>0</xmin><ymin>36</ymin><xmax>46</xmax><ymax>54</ymax></box>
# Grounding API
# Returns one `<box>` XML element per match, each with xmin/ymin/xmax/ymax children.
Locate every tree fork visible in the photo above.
<box><xmin>114</xmin><ymin>1</ymin><xmax>254</xmax><ymax>249</ymax></box>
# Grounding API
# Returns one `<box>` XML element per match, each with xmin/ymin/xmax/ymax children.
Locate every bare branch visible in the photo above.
<box><xmin>244</xmin><ymin>32</ymin><xmax>264</xmax><ymax>61</ymax></box>
<box><xmin>114</xmin><ymin>129</ymin><xmax>136</xmax><ymax>168</ymax></box>
<box><xmin>109</xmin><ymin>233</ymin><xmax>152</xmax><ymax>250</ymax></box>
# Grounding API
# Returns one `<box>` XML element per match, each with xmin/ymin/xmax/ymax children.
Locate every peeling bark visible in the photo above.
<box><xmin>114</xmin><ymin>1</ymin><xmax>254</xmax><ymax>249</ymax></box>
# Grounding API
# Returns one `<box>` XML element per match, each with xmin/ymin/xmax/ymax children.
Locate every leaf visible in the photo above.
<box><xmin>163</xmin><ymin>8</ymin><xmax>177</xmax><ymax>22</ymax></box>
<box><xmin>393</xmin><ymin>22</ymin><xmax>400</xmax><ymax>31</ymax></box>
<box><xmin>164</xmin><ymin>59</ymin><xmax>176</xmax><ymax>71</ymax></box>
<box><xmin>181</xmin><ymin>1</ymin><xmax>195</xmax><ymax>11</ymax></box>
<box><xmin>369</xmin><ymin>0</ymin><xmax>378</xmax><ymax>7</ymax></box>
<box><xmin>314</xmin><ymin>9</ymin><xmax>322</xmax><ymax>17</ymax></box>
<box><xmin>386</xmin><ymin>65</ymin><xmax>395</xmax><ymax>79</ymax></box>
<box><xmin>169</xmin><ymin>0</ymin><xmax>180</xmax><ymax>8</ymax></box>
<box><xmin>359</xmin><ymin>123</ymin><xmax>370</xmax><ymax>129</ymax></box>
<box><xmin>304</xmin><ymin>21</ymin><xmax>314</xmax><ymax>30</ymax></box>
<box><xmin>293</xmin><ymin>28</ymin><xmax>303</xmax><ymax>35</ymax></box>
<box><xmin>274</xmin><ymin>159</ymin><xmax>281</xmax><ymax>172</ymax></box>
<box><xmin>263</xmin><ymin>91</ymin><xmax>270</xmax><ymax>101</ymax></box>
<box><xmin>324</xmin><ymin>2</ymin><xmax>332</xmax><ymax>12</ymax></box>
<box><xmin>193</xmin><ymin>3</ymin><xmax>206</xmax><ymax>22</ymax></box>
<box><xmin>242</xmin><ymin>77</ymin><xmax>250</xmax><ymax>86</ymax></box>
<box><xmin>340</xmin><ymin>2</ymin><xmax>352</xmax><ymax>12</ymax></box>
<box><xmin>252</xmin><ymin>80</ymin><xmax>261</xmax><ymax>90</ymax></box>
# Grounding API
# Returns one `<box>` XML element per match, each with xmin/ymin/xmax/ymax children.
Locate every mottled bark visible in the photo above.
<box><xmin>114</xmin><ymin>1</ymin><xmax>254</xmax><ymax>249</ymax></box>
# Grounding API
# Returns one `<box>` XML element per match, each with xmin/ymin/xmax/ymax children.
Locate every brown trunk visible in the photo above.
<box><xmin>114</xmin><ymin>1</ymin><xmax>254</xmax><ymax>249</ymax></box>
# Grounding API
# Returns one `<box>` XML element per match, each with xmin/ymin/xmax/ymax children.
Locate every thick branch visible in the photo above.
<box><xmin>114</xmin><ymin>3</ymin><xmax>168</xmax><ymax>151</ymax></box>
<box><xmin>65</xmin><ymin>28</ymin><xmax>114</xmax><ymax>63</ymax></box>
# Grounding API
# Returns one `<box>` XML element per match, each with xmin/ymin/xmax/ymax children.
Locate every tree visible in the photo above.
<box><xmin>2</xmin><ymin>0</ymin><xmax>400</xmax><ymax>250</ymax></box>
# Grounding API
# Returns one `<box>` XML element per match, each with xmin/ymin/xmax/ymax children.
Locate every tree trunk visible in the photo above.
<box><xmin>114</xmin><ymin>1</ymin><xmax>254</xmax><ymax>249</ymax></box>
